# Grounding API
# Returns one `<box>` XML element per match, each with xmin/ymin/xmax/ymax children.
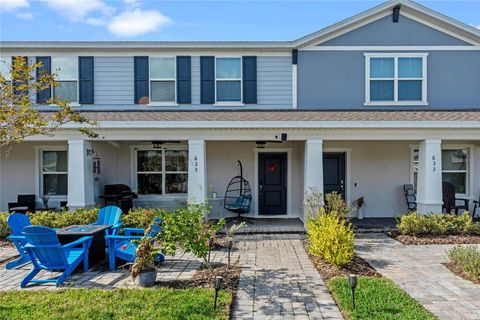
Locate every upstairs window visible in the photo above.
<box><xmin>215</xmin><ymin>57</ymin><xmax>242</xmax><ymax>102</ymax></box>
<box><xmin>365</xmin><ymin>54</ymin><xmax>427</xmax><ymax>106</ymax></box>
<box><xmin>52</xmin><ymin>57</ymin><xmax>78</xmax><ymax>103</ymax></box>
<box><xmin>150</xmin><ymin>57</ymin><xmax>176</xmax><ymax>104</ymax></box>
<box><xmin>0</xmin><ymin>56</ymin><xmax>11</xmax><ymax>81</ymax></box>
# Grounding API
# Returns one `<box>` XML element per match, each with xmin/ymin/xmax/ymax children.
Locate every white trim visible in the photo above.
<box><xmin>324</xmin><ymin>148</ymin><xmax>352</xmax><ymax>206</ymax></box>
<box><xmin>33</xmin><ymin>145</ymin><xmax>68</xmax><ymax>202</ymax></box>
<box><xmin>253</xmin><ymin>148</ymin><xmax>293</xmax><ymax>218</ymax></box>
<box><xmin>364</xmin><ymin>53</ymin><xmax>428</xmax><ymax>106</ymax></box>
<box><xmin>410</xmin><ymin>143</ymin><xmax>475</xmax><ymax>198</ymax></box>
<box><xmin>129</xmin><ymin>143</ymin><xmax>188</xmax><ymax>199</ymax></box>
<box><xmin>292</xmin><ymin>64</ymin><xmax>297</xmax><ymax>109</ymax></box>
<box><xmin>213</xmin><ymin>102</ymin><xmax>245</xmax><ymax>107</ymax></box>
<box><xmin>148</xmin><ymin>56</ymin><xmax>177</xmax><ymax>105</ymax></box>
<box><xmin>302</xmin><ymin>46</ymin><xmax>480</xmax><ymax>51</ymax></box>
<box><xmin>214</xmin><ymin>56</ymin><xmax>243</xmax><ymax>104</ymax></box>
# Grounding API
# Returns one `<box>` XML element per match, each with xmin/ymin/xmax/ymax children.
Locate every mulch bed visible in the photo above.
<box><xmin>443</xmin><ymin>262</ymin><xmax>480</xmax><ymax>285</ymax></box>
<box><xmin>303</xmin><ymin>240</ymin><xmax>380</xmax><ymax>281</ymax></box>
<box><xmin>389</xmin><ymin>232</ymin><xmax>480</xmax><ymax>245</ymax></box>
<box><xmin>0</xmin><ymin>239</ymin><xmax>14</xmax><ymax>248</ymax></box>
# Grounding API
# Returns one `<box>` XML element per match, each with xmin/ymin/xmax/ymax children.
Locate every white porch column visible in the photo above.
<box><xmin>416</xmin><ymin>139</ymin><xmax>443</xmax><ymax>213</ymax></box>
<box><xmin>67</xmin><ymin>140</ymin><xmax>95</xmax><ymax>209</ymax></box>
<box><xmin>304</xmin><ymin>139</ymin><xmax>324</xmax><ymax>219</ymax></box>
<box><xmin>187</xmin><ymin>139</ymin><xmax>207</xmax><ymax>204</ymax></box>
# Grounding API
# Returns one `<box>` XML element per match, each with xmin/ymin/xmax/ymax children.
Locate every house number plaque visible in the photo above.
<box><xmin>194</xmin><ymin>156</ymin><xmax>198</xmax><ymax>172</ymax></box>
<box><xmin>432</xmin><ymin>155</ymin><xmax>436</xmax><ymax>172</ymax></box>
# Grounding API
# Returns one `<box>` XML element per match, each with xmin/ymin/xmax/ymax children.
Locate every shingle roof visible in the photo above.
<box><xmin>77</xmin><ymin>110</ymin><xmax>480</xmax><ymax>122</ymax></box>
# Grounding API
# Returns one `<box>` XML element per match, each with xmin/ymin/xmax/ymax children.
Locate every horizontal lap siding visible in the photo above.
<box><xmin>94</xmin><ymin>57</ymin><xmax>134</xmax><ymax>105</ymax></box>
<box><xmin>191</xmin><ymin>56</ymin><xmax>292</xmax><ymax>108</ymax></box>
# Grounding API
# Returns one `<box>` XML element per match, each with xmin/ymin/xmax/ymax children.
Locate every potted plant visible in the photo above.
<box><xmin>131</xmin><ymin>224</ymin><xmax>161</xmax><ymax>287</ymax></box>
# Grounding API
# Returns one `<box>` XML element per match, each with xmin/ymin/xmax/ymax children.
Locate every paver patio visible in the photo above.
<box><xmin>0</xmin><ymin>232</ymin><xmax>342</xmax><ymax>320</ymax></box>
<box><xmin>356</xmin><ymin>233</ymin><xmax>480</xmax><ymax>320</ymax></box>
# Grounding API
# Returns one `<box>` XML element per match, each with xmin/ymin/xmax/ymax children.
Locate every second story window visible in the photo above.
<box><xmin>0</xmin><ymin>56</ymin><xmax>11</xmax><ymax>81</ymax></box>
<box><xmin>150</xmin><ymin>57</ymin><xmax>176</xmax><ymax>104</ymax></box>
<box><xmin>52</xmin><ymin>57</ymin><xmax>78</xmax><ymax>103</ymax></box>
<box><xmin>365</xmin><ymin>53</ymin><xmax>427</xmax><ymax>106</ymax></box>
<box><xmin>215</xmin><ymin>57</ymin><xmax>242</xmax><ymax>102</ymax></box>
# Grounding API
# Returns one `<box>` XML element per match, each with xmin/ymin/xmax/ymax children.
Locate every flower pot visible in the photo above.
<box><xmin>134</xmin><ymin>268</ymin><xmax>157</xmax><ymax>287</ymax></box>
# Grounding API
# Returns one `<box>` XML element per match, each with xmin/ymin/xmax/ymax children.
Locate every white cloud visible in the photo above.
<box><xmin>16</xmin><ymin>11</ymin><xmax>33</xmax><ymax>20</ymax></box>
<box><xmin>0</xmin><ymin>0</ymin><xmax>29</xmax><ymax>11</ymax></box>
<box><xmin>42</xmin><ymin>0</ymin><xmax>114</xmax><ymax>22</ymax></box>
<box><xmin>108</xmin><ymin>9</ymin><xmax>172</xmax><ymax>37</ymax></box>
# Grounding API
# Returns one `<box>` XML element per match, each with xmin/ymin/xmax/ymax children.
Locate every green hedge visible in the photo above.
<box><xmin>0</xmin><ymin>207</ymin><xmax>169</xmax><ymax>238</ymax></box>
<box><xmin>397</xmin><ymin>212</ymin><xmax>480</xmax><ymax>236</ymax></box>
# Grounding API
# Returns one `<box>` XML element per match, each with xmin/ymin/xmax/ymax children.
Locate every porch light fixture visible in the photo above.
<box><xmin>256</xmin><ymin>141</ymin><xmax>266</xmax><ymax>148</ymax></box>
<box><xmin>349</xmin><ymin>274</ymin><xmax>358</xmax><ymax>309</ymax></box>
<box><xmin>214</xmin><ymin>276</ymin><xmax>223</xmax><ymax>310</ymax></box>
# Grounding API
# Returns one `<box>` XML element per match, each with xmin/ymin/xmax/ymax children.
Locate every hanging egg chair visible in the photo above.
<box><xmin>224</xmin><ymin>160</ymin><xmax>252</xmax><ymax>216</ymax></box>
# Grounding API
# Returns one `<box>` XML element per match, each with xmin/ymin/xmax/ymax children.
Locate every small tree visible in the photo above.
<box><xmin>0</xmin><ymin>57</ymin><xmax>97</xmax><ymax>150</ymax></box>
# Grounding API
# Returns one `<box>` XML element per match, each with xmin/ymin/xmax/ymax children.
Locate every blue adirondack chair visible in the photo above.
<box><xmin>92</xmin><ymin>206</ymin><xmax>123</xmax><ymax>236</ymax></box>
<box><xmin>105</xmin><ymin>217</ymin><xmax>165</xmax><ymax>271</ymax></box>
<box><xmin>20</xmin><ymin>226</ymin><xmax>92</xmax><ymax>288</ymax></box>
<box><xmin>6</xmin><ymin>213</ymin><xmax>32</xmax><ymax>269</ymax></box>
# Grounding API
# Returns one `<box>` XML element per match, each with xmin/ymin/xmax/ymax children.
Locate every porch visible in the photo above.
<box><xmin>1</xmin><ymin>136</ymin><xmax>479</xmax><ymax>221</ymax></box>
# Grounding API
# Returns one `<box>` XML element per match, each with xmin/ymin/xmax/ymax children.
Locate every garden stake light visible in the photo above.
<box><xmin>214</xmin><ymin>276</ymin><xmax>223</xmax><ymax>310</ymax></box>
<box><xmin>349</xmin><ymin>274</ymin><xmax>358</xmax><ymax>310</ymax></box>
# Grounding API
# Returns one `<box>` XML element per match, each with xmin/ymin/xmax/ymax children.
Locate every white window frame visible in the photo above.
<box><xmin>214</xmin><ymin>56</ymin><xmax>244</xmax><ymax>106</ymax></box>
<box><xmin>409</xmin><ymin>144</ymin><xmax>474</xmax><ymax>197</ymax></box>
<box><xmin>148</xmin><ymin>56</ymin><xmax>178</xmax><ymax>107</ymax></box>
<box><xmin>34</xmin><ymin>146</ymin><xmax>68</xmax><ymax>201</ymax></box>
<box><xmin>365</xmin><ymin>53</ymin><xmax>428</xmax><ymax>106</ymax></box>
<box><xmin>51</xmin><ymin>56</ymin><xmax>79</xmax><ymax>106</ymax></box>
<box><xmin>130</xmin><ymin>144</ymin><xmax>188</xmax><ymax>199</ymax></box>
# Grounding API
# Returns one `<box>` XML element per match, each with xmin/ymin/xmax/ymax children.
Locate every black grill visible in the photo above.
<box><xmin>99</xmin><ymin>184</ymin><xmax>137</xmax><ymax>213</ymax></box>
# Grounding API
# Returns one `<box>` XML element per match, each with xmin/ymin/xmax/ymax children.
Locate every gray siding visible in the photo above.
<box><xmin>190</xmin><ymin>56</ymin><xmax>292</xmax><ymax>109</ymax></box>
<box><xmin>94</xmin><ymin>57</ymin><xmax>134</xmax><ymax>105</ymax></box>
<box><xmin>320</xmin><ymin>14</ymin><xmax>471</xmax><ymax>46</ymax></box>
<box><xmin>297</xmin><ymin>51</ymin><xmax>480</xmax><ymax>109</ymax></box>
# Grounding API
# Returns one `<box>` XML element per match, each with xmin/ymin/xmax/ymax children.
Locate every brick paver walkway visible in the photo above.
<box><xmin>232</xmin><ymin>234</ymin><xmax>343</xmax><ymax>320</ymax></box>
<box><xmin>356</xmin><ymin>233</ymin><xmax>480</xmax><ymax>320</ymax></box>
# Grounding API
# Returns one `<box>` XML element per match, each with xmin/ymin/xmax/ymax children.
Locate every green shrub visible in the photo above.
<box><xmin>397</xmin><ymin>212</ymin><xmax>480</xmax><ymax>236</ymax></box>
<box><xmin>28</xmin><ymin>208</ymin><xmax>99</xmax><ymax>228</ymax></box>
<box><xmin>0</xmin><ymin>211</ymin><xmax>9</xmax><ymax>238</ymax></box>
<box><xmin>448</xmin><ymin>246</ymin><xmax>480</xmax><ymax>281</ymax></box>
<box><xmin>122</xmin><ymin>208</ymin><xmax>166</xmax><ymax>229</ymax></box>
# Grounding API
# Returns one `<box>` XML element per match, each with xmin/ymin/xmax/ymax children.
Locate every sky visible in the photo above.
<box><xmin>0</xmin><ymin>0</ymin><xmax>479</xmax><ymax>41</ymax></box>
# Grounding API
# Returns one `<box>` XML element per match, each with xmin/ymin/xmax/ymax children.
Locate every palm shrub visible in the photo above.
<box><xmin>306</xmin><ymin>190</ymin><xmax>354</xmax><ymax>267</ymax></box>
<box><xmin>397</xmin><ymin>212</ymin><xmax>480</xmax><ymax>236</ymax></box>
<box><xmin>448</xmin><ymin>246</ymin><xmax>480</xmax><ymax>281</ymax></box>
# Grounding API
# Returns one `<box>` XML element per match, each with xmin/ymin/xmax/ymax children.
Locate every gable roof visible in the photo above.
<box><xmin>293</xmin><ymin>0</ymin><xmax>480</xmax><ymax>48</ymax></box>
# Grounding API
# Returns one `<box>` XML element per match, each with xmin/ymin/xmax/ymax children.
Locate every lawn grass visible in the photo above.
<box><xmin>0</xmin><ymin>288</ymin><xmax>231</xmax><ymax>320</ymax></box>
<box><xmin>328</xmin><ymin>276</ymin><xmax>436</xmax><ymax>320</ymax></box>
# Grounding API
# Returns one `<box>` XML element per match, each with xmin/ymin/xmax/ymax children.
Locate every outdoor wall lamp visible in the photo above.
<box><xmin>349</xmin><ymin>274</ymin><xmax>358</xmax><ymax>310</ymax></box>
<box><xmin>214</xmin><ymin>276</ymin><xmax>223</xmax><ymax>310</ymax></box>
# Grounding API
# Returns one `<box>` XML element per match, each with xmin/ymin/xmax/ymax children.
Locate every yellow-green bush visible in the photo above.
<box><xmin>397</xmin><ymin>212</ymin><xmax>480</xmax><ymax>236</ymax></box>
<box><xmin>307</xmin><ymin>211</ymin><xmax>354</xmax><ymax>267</ymax></box>
<box><xmin>122</xmin><ymin>208</ymin><xmax>166</xmax><ymax>228</ymax></box>
<box><xmin>0</xmin><ymin>211</ymin><xmax>9</xmax><ymax>238</ymax></box>
<box><xmin>448</xmin><ymin>246</ymin><xmax>480</xmax><ymax>281</ymax></box>
<box><xmin>28</xmin><ymin>208</ymin><xmax>99</xmax><ymax>228</ymax></box>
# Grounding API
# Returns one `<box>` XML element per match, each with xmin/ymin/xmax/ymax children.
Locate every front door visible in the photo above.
<box><xmin>258</xmin><ymin>153</ymin><xmax>287</xmax><ymax>215</ymax></box>
<box><xmin>323</xmin><ymin>153</ymin><xmax>346</xmax><ymax>199</ymax></box>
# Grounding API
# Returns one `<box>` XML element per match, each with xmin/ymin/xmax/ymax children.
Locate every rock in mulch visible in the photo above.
<box><xmin>389</xmin><ymin>233</ymin><xmax>480</xmax><ymax>245</ymax></box>
<box><xmin>303</xmin><ymin>240</ymin><xmax>380</xmax><ymax>280</ymax></box>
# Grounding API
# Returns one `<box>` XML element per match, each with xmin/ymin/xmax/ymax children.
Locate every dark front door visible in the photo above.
<box><xmin>258</xmin><ymin>153</ymin><xmax>287</xmax><ymax>215</ymax></box>
<box><xmin>323</xmin><ymin>153</ymin><xmax>346</xmax><ymax>199</ymax></box>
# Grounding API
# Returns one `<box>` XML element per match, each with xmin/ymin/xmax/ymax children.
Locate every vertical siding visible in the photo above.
<box><xmin>191</xmin><ymin>56</ymin><xmax>201</xmax><ymax>105</ymax></box>
<box><xmin>94</xmin><ymin>57</ymin><xmax>134</xmax><ymax>105</ymax></box>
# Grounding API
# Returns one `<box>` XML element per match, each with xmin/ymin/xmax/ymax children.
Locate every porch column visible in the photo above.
<box><xmin>67</xmin><ymin>139</ymin><xmax>95</xmax><ymax>209</ymax></box>
<box><xmin>304</xmin><ymin>139</ymin><xmax>324</xmax><ymax>218</ymax></box>
<box><xmin>416</xmin><ymin>139</ymin><xmax>443</xmax><ymax>213</ymax></box>
<box><xmin>187</xmin><ymin>139</ymin><xmax>207</xmax><ymax>204</ymax></box>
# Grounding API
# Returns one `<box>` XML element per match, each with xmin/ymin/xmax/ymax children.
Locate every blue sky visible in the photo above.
<box><xmin>0</xmin><ymin>0</ymin><xmax>479</xmax><ymax>41</ymax></box>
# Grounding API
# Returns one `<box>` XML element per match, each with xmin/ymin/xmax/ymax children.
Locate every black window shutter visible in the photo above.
<box><xmin>36</xmin><ymin>56</ymin><xmax>51</xmax><ymax>103</ymax></box>
<box><xmin>134</xmin><ymin>56</ymin><xmax>149</xmax><ymax>104</ymax></box>
<box><xmin>200</xmin><ymin>56</ymin><xmax>215</xmax><ymax>104</ymax></box>
<box><xmin>243</xmin><ymin>56</ymin><xmax>257</xmax><ymax>104</ymax></box>
<box><xmin>176</xmin><ymin>56</ymin><xmax>191</xmax><ymax>104</ymax></box>
<box><xmin>79</xmin><ymin>56</ymin><xmax>94</xmax><ymax>104</ymax></box>
<box><xmin>12</xmin><ymin>56</ymin><xmax>28</xmax><ymax>99</ymax></box>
